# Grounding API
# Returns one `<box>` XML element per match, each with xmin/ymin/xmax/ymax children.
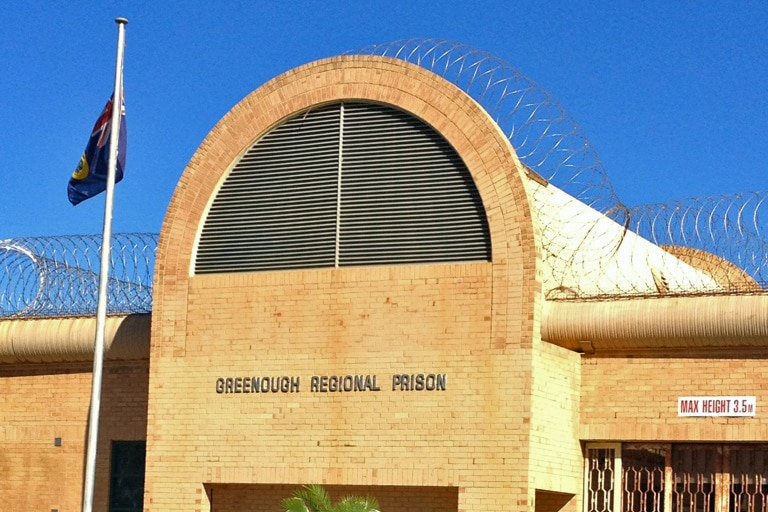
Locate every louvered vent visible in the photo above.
<box><xmin>195</xmin><ymin>102</ymin><xmax>491</xmax><ymax>274</ymax></box>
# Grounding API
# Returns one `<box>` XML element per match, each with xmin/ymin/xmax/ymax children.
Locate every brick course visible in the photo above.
<box><xmin>0</xmin><ymin>360</ymin><xmax>148</xmax><ymax>511</ymax></box>
<box><xmin>145</xmin><ymin>55</ymin><xmax>565</xmax><ymax>512</ymax></box>
<box><xmin>581</xmin><ymin>354</ymin><xmax>768</xmax><ymax>441</ymax></box>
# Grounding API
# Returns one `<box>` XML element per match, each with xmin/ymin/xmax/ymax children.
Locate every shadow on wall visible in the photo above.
<box><xmin>535</xmin><ymin>489</ymin><xmax>576</xmax><ymax>512</ymax></box>
<box><xmin>205</xmin><ymin>483</ymin><xmax>458</xmax><ymax>512</ymax></box>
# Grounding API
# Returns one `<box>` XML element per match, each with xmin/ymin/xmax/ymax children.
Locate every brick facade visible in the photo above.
<box><xmin>0</xmin><ymin>360</ymin><xmax>148</xmax><ymax>511</ymax></box>
<box><xmin>144</xmin><ymin>55</ymin><xmax>573</xmax><ymax>512</ymax></box>
<box><xmin>3</xmin><ymin>53</ymin><xmax>764</xmax><ymax>512</ymax></box>
<box><xmin>581</xmin><ymin>354</ymin><xmax>768</xmax><ymax>441</ymax></box>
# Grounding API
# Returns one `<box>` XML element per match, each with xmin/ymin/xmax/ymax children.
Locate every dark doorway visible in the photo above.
<box><xmin>108</xmin><ymin>440</ymin><xmax>146</xmax><ymax>512</ymax></box>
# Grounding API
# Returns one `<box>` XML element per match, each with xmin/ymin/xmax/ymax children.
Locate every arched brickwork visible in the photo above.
<box><xmin>152</xmin><ymin>55</ymin><xmax>539</xmax><ymax>356</ymax></box>
<box><xmin>146</xmin><ymin>56</ymin><xmax>545</xmax><ymax>512</ymax></box>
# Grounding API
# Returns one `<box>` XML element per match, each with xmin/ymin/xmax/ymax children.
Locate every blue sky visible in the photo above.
<box><xmin>1</xmin><ymin>1</ymin><xmax>767</xmax><ymax>238</ymax></box>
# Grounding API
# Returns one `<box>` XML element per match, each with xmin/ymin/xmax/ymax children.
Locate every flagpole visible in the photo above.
<box><xmin>82</xmin><ymin>17</ymin><xmax>127</xmax><ymax>512</ymax></box>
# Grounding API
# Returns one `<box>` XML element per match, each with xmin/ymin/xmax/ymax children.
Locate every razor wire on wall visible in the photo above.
<box><xmin>355</xmin><ymin>39</ymin><xmax>768</xmax><ymax>297</ymax></box>
<box><xmin>354</xmin><ymin>39</ymin><xmax>625</xmax><ymax>219</ymax></box>
<box><xmin>0</xmin><ymin>233</ymin><xmax>156</xmax><ymax>318</ymax></box>
<box><xmin>1</xmin><ymin>41</ymin><xmax>765</xmax><ymax>318</ymax></box>
<box><xmin>628</xmin><ymin>192</ymin><xmax>768</xmax><ymax>291</ymax></box>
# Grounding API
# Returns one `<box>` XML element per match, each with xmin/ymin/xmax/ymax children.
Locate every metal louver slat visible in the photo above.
<box><xmin>194</xmin><ymin>101</ymin><xmax>491</xmax><ymax>274</ymax></box>
<box><xmin>195</xmin><ymin>104</ymin><xmax>341</xmax><ymax>274</ymax></box>
<box><xmin>337</xmin><ymin>102</ymin><xmax>490</xmax><ymax>266</ymax></box>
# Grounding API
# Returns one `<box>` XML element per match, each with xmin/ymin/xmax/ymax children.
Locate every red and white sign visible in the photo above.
<box><xmin>677</xmin><ymin>396</ymin><xmax>756</xmax><ymax>417</ymax></box>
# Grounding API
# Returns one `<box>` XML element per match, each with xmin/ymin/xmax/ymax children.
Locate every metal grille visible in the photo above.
<box><xmin>587</xmin><ymin>444</ymin><xmax>768</xmax><ymax>512</ymax></box>
<box><xmin>672</xmin><ymin>446</ymin><xmax>716</xmax><ymax>512</ymax></box>
<box><xmin>587</xmin><ymin>447</ymin><xmax>618</xmax><ymax>512</ymax></box>
<box><xmin>196</xmin><ymin>104</ymin><xmax>341</xmax><ymax>273</ymax></box>
<box><xmin>195</xmin><ymin>101</ymin><xmax>490</xmax><ymax>274</ymax></box>
<box><xmin>339</xmin><ymin>102</ymin><xmax>490</xmax><ymax>265</ymax></box>
<box><xmin>729</xmin><ymin>446</ymin><xmax>768</xmax><ymax>512</ymax></box>
<box><xmin>623</xmin><ymin>446</ymin><xmax>666</xmax><ymax>512</ymax></box>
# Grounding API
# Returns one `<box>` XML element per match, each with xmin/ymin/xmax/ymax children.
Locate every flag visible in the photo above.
<box><xmin>67</xmin><ymin>95</ymin><xmax>127</xmax><ymax>205</ymax></box>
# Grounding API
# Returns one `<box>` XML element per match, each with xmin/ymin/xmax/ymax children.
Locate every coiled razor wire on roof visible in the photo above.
<box><xmin>1</xmin><ymin>42</ymin><xmax>766</xmax><ymax>316</ymax></box>
<box><xmin>354</xmin><ymin>39</ymin><xmax>768</xmax><ymax>298</ymax></box>
<box><xmin>353</xmin><ymin>39</ymin><xmax>626</xmax><ymax>218</ymax></box>
<box><xmin>627</xmin><ymin>192</ymin><xmax>768</xmax><ymax>292</ymax></box>
<box><xmin>0</xmin><ymin>233</ymin><xmax>156</xmax><ymax>318</ymax></box>
<box><xmin>538</xmin><ymin>188</ymin><xmax>768</xmax><ymax>299</ymax></box>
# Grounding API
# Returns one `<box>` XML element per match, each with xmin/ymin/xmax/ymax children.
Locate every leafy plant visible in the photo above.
<box><xmin>281</xmin><ymin>484</ymin><xmax>380</xmax><ymax>512</ymax></box>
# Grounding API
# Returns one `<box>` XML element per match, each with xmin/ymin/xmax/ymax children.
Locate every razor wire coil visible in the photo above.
<box><xmin>354</xmin><ymin>39</ymin><xmax>768</xmax><ymax>298</ymax></box>
<box><xmin>0</xmin><ymin>233</ymin><xmax>156</xmax><ymax>318</ymax></box>
<box><xmin>2</xmin><ymin>41</ymin><xmax>765</xmax><ymax>319</ymax></box>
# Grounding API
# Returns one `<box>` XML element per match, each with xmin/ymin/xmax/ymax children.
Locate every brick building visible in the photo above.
<box><xmin>2</xmin><ymin>48</ymin><xmax>768</xmax><ymax>512</ymax></box>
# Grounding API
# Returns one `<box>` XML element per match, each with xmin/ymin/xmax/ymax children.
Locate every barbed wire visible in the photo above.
<box><xmin>354</xmin><ymin>39</ymin><xmax>768</xmax><ymax>298</ymax></box>
<box><xmin>0</xmin><ymin>233</ymin><xmax>156</xmax><ymax>318</ymax></box>
<box><xmin>353</xmin><ymin>38</ymin><xmax>625</xmax><ymax>218</ymax></box>
<box><xmin>2</xmin><ymin>42</ymin><xmax>764</xmax><ymax>319</ymax></box>
<box><xmin>628</xmin><ymin>192</ymin><xmax>768</xmax><ymax>291</ymax></box>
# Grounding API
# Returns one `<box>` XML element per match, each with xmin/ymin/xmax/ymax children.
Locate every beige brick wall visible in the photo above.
<box><xmin>581</xmin><ymin>354</ymin><xmax>768</xmax><ymax>441</ymax></box>
<box><xmin>529</xmin><ymin>340</ymin><xmax>582</xmax><ymax>512</ymax></box>
<box><xmin>0</xmin><ymin>360</ymin><xmax>148</xmax><ymax>512</ymax></box>
<box><xmin>144</xmin><ymin>55</ymin><xmax>572</xmax><ymax>512</ymax></box>
<box><xmin>146</xmin><ymin>264</ymin><xmax>536</xmax><ymax>511</ymax></box>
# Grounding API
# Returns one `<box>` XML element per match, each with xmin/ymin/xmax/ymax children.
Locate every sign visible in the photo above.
<box><xmin>215</xmin><ymin>372</ymin><xmax>447</xmax><ymax>395</ymax></box>
<box><xmin>677</xmin><ymin>396</ymin><xmax>756</xmax><ymax>417</ymax></box>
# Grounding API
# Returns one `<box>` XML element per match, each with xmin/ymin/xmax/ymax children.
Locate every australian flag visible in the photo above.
<box><xmin>67</xmin><ymin>95</ymin><xmax>127</xmax><ymax>205</ymax></box>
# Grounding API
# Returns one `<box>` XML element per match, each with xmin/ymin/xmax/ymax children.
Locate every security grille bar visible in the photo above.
<box><xmin>195</xmin><ymin>101</ymin><xmax>491</xmax><ymax>274</ymax></box>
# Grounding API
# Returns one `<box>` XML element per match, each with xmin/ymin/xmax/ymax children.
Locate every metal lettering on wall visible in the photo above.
<box><xmin>214</xmin><ymin>373</ymin><xmax>447</xmax><ymax>394</ymax></box>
